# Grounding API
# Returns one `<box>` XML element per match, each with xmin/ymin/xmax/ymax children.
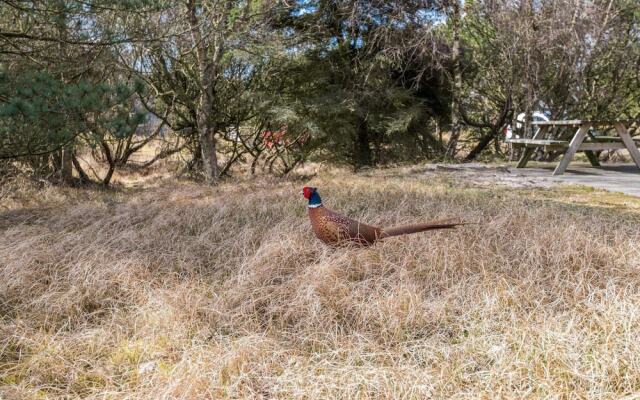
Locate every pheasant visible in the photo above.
<box><xmin>302</xmin><ymin>186</ymin><xmax>464</xmax><ymax>247</ymax></box>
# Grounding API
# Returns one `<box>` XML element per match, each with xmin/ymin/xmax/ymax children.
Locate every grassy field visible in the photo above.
<box><xmin>1</xmin><ymin>166</ymin><xmax>640</xmax><ymax>399</ymax></box>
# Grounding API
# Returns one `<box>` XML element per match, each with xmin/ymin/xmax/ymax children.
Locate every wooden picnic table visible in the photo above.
<box><xmin>509</xmin><ymin>120</ymin><xmax>640</xmax><ymax>175</ymax></box>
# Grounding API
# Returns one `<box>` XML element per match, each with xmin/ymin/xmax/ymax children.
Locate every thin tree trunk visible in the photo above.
<box><xmin>52</xmin><ymin>150</ymin><xmax>62</xmax><ymax>175</ymax></box>
<box><xmin>60</xmin><ymin>145</ymin><xmax>73</xmax><ymax>185</ymax></box>
<box><xmin>71</xmin><ymin>152</ymin><xmax>91</xmax><ymax>183</ymax></box>
<box><xmin>445</xmin><ymin>0</ymin><xmax>462</xmax><ymax>159</ymax></box>
<box><xmin>101</xmin><ymin>141</ymin><xmax>115</xmax><ymax>187</ymax></box>
<box><xmin>464</xmin><ymin>128</ymin><xmax>499</xmax><ymax>161</ymax></box>
<box><xmin>56</xmin><ymin>8</ymin><xmax>74</xmax><ymax>186</ymax></box>
<box><xmin>353</xmin><ymin>118</ymin><xmax>372</xmax><ymax>169</ymax></box>
<box><xmin>463</xmin><ymin>96</ymin><xmax>512</xmax><ymax>161</ymax></box>
<box><xmin>250</xmin><ymin>154</ymin><xmax>260</xmax><ymax>175</ymax></box>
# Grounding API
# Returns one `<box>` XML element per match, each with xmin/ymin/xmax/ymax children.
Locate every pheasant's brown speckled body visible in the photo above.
<box><xmin>308</xmin><ymin>206</ymin><xmax>383</xmax><ymax>246</ymax></box>
<box><xmin>303</xmin><ymin>187</ymin><xmax>464</xmax><ymax>247</ymax></box>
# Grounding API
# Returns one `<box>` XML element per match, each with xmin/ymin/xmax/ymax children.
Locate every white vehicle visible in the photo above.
<box><xmin>504</xmin><ymin>110</ymin><xmax>552</xmax><ymax>161</ymax></box>
<box><xmin>505</xmin><ymin>111</ymin><xmax>550</xmax><ymax>141</ymax></box>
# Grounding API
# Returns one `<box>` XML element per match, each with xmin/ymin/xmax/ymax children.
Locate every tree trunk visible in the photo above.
<box><xmin>51</xmin><ymin>148</ymin><xmax>72</xmax><ymax>184</ymax></box>
<box><xmin>250</xmin><ymin>154</ymin><xmax>260</xmax><ymax>175</ymax></box>
<box><xmin>101</xmin><ymin>141</ymin><xmax>115</xmax><ymax>187</ymax></box>
<box><xmin>464</xmin><ymin>128</ymin><xmax>499</xmax><ymax>161</ymax></box>
<box><xmin>187</xmin><ymin>0</ymin><xmax>222</xmax><ymax>184</ymax></box>
<box><xmin>60</xmin><ymin>145</ymin><xmax>73</xmax><ymax>185</ymax></box>
<box><xmin>445</xmin><ymin>0</ymin><xmax>462</xmax><ymax>159</ymax></box>
<box><xmin>197</xmin><ymin>118</ymin><xmax>219</xmax><ymax>183</ymax></box>
<box><xmin>52</xmin><ymin>150</ymin><xmax>62</xmax><ymax>175</ymax></box>
<box><xmin>463</xmin><ymin>97</ymin><xmax>512</xmax><ymax>161</ymax></box>
<box><xmin>71</xmin><ymin>152</ymin><xmax>91</xmax><ymax>183</ymax></box>
<box><xmin>353</xmin><ymin>119</ymin><xmax>372</xmax><ymax>169</ymax></box>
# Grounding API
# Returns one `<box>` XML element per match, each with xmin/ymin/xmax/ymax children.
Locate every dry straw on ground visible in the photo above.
<box><xmin>1</xmin><ymin>167</ymin><xmax>640</xmax><ymax>399</ymax></box>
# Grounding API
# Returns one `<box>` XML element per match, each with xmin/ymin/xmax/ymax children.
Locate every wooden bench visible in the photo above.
<box><xmin>512</xmin><ymin>120</ymin><xmax>640</xmax><ymax>175</ymax></box>
<box><xmin>509</xmin><ymin>137</ymin><xmax>640</xmax><ymax>151</ymax></box>
<box><xmin>507</xmin><ymin>139</ymin><xmax>568</xmax><ymax>148</ymax></box>
<box><xmin>590</xmin><ymin>136</ymin><xmax>640</xmax><ymax>142</ymax></box>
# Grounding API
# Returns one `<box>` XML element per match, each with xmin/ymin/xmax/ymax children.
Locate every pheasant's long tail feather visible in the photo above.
<box><xmin>380</xmin><ymin>218</ymin><xmax>465</xmax><ymax>239</ymax></box>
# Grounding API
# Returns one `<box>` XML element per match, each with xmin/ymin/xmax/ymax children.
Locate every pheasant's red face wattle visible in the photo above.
<box><xmin>302</xmin><ymin>187</ymin><xmax>314</xmax><ymax>199</ymax></box>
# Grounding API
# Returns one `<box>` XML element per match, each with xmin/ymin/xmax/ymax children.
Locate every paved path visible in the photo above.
<box><xmin>513</xmin><ymin>164</ymin><xmax>640</xmax><ymax>197</ymax></box>
<box><xmin>422</xmin><ymin>163</ymin><xmax>640</xmax><ymax>198</ymax></box>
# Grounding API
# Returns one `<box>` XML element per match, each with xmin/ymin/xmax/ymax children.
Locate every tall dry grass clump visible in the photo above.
<box><xmin>1</xmin><ymin>168</ymin><xmax>640</xmax><ymax>399</ymax></box>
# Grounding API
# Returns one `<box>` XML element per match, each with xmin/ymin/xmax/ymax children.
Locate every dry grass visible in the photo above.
<box><xmin>1</xmin><ymin>166</ymin><xmax>640</xmax><ymax>399</ymax></box>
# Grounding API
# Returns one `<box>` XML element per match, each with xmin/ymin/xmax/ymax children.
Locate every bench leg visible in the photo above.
<box><xmin>516</xmin><ymin>148</ymin><xmax>534</xmax><ymax>168</ymax></box>
<box><xmin>516</xmin><ymin>126</ymin><xmax>548</xmax><ymax>168</ymax></box>
<box><xmin>585</xmin><ymin>151</ymin><xmax>601</xmax><ymax>167</ymax></box>
<box><xmin>553</xmin><ymin>124</ymin><xmax>589</xmax><ymax>176</ymax></box>
<box><xmin>614</xmin><ymin>122</ymin><xmax>640</xmax><ymax>169</ymax></box>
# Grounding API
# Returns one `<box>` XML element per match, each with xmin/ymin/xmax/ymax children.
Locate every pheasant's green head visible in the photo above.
<box><xmin>302</xmin><ymin>187</ymin><xmax>322</xmax><ymax>208</ymax></box>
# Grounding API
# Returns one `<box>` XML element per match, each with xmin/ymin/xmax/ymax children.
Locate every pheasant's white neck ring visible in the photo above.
<box><xmin>308</xmin><ymin>191</ymin><xmax>322</xmax><ymax>208</ymax></box>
